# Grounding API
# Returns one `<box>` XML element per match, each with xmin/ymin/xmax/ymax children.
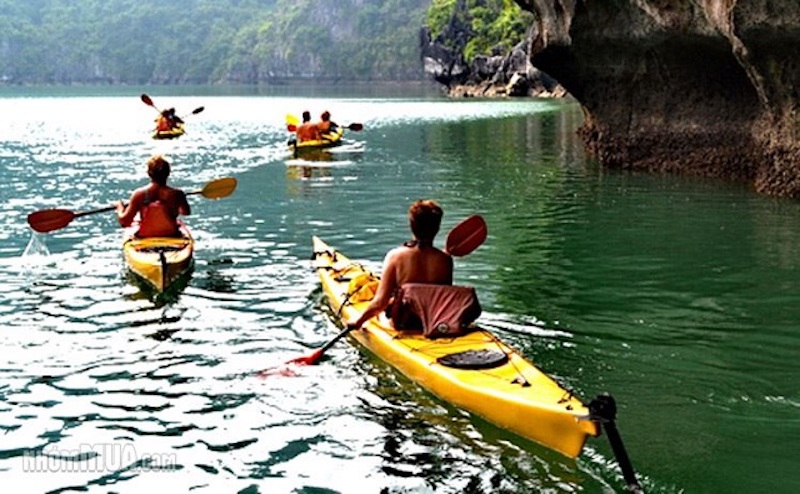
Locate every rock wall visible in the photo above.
<box><xmin>420</xmin><ymin>2</ymin><xmax>565</xmax><ymax>98</ymax></box>
<box><xmin>517</xmin><ymin>0</ymin><xmax>800</xmax><ymax>197</ymax></box>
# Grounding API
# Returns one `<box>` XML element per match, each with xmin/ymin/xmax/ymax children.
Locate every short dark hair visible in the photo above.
<box><xmin>408</xmin><ymin>200</ymin><xmax>443</xmax><ymax>241</ymax></box>
<box><xmin>302</xmin><ymin>111</ymin><xmax>311</xmax><ymax>122</ymax></box>
<box><xmin>147</xmin><ymin>155</ymin><xmax>171</xmax><ymax>185</ymax></box>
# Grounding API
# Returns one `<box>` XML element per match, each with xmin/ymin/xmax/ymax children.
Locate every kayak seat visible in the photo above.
<box><xmin>388</xmin><ymin>283</ymin><xmax>482</xmax><ymax>338</ymax></box>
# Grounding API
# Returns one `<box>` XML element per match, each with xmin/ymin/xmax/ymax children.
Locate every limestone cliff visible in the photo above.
<box><xmin>420</xmin><ymin>0</ymin><xmax>565</xmax><ymax>98</ymax></box>
<box><xmin>517</xmin><ymin>0</ymin><xmax>800</xmax><ymax>197</ymax></box>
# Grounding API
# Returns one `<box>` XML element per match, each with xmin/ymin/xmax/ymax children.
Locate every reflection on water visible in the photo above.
<box><xmin>286</xmin><ymin>163</ymin><xmax>333</xmax><ymax>180</ymax></box>
<box><xmin>123</xmin><ymin>268</ymin><xmax>194</xmax><ymax>308</ymax></box>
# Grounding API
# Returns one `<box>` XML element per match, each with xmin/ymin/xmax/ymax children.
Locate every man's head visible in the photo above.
<box><xmin>408</xmin><ymin>200</ymin><xmax>443</xmax><ymax>242</ymax></box>
<box><xmin>321</xmin><ymin>111</ymin><xmax>331</xmax><ymax>122</ymax></box>
<box><xmin>302</xmin><ymin>111</ymin><xmax>311</xmax><ymax>122</ymax></box>
<box><xmin>147</xmin><ymin>155</ymin><xmax>171</xmax><ymax>186</ymax></box>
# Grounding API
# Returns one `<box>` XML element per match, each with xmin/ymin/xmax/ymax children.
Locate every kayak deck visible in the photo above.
<box><xmin>311</xmin><ymin>236</ymin><xmax>600</xmax><ymax>459</ymax></box>
<box><xmin>123</xmin><ymin>225</ymin><xmax>194</xmax><ymax>293</ymax></box>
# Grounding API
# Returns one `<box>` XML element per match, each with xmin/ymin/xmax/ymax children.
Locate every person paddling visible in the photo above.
<box><xmin>155</xmin><ymin>108</ymin><xmax>183</xmax><ymax>132</ymax></box>
<box><xmin>296</xmin><ymin>110</ymin><xmax>322</xmax><ymax>142</ymax></box>
<box><xmin>116</xmin><ymin>155</ymin><xmax>191</xmax><ymax>238</ymax></box>
<box><xmin>316</xmin><ymin>110</ymin><xmax>339</xmax><ymax>137</ymax></box>
<box><xmin>346</xmin><ymin>200</ymin><xmax>454</xmax><ymax>331</ymax></box>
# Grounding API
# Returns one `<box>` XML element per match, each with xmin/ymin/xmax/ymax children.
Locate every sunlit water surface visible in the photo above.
<box><xmin>1</xmin><ymin>86</ymin><xmax>799</xmax><ymax>493</ymax></box>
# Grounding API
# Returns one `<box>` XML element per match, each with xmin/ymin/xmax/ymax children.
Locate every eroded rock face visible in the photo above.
<box><xmin>518</xmin><ymin>0</ymin><xmax>800</xmax><ymax>197</ymax></box>
<box><xmin>419</xmin><ymin>5</ymin><xmax>565</xmax><ymax>98</ymax></box>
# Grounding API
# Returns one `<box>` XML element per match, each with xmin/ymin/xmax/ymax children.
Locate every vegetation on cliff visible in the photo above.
<box><xmin>425</xmin><ymin>0</ymin><xmax>533</xmax><ymax>62</ymax></box>
<box><xmin>0</xmin><ymin>0</ymin><xmax>429</xmax><ymax>84</ymax></box>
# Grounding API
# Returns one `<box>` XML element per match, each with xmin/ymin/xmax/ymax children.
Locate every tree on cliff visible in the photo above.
<box><xmin>421</xmin><ymin>0</ymin><xmax>561</xmax><ymax>97</ymax></box>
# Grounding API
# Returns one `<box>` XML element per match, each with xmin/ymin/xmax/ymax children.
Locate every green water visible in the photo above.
<box><xmin>1</xmin><ymin>86</ymin><xmax>798</xmax><ymax>493</ymax></box>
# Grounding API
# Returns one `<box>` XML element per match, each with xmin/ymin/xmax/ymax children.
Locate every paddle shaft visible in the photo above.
<box><xmin>310</xmin><ymin>326</ymin><xmax>353</xmax><ymax>360</ymax></box>
<box><xmin>28</xmin><ymin>177</ymin><xmax>237</xmax><ymax>233</ymax></box>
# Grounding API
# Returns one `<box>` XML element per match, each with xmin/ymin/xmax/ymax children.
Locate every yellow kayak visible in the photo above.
<box><xmin>123</xmin><ymin>223</ymin><xmax>194</xmax><ymax>292</ymax></box>
<box><xmin>311</xmin><ymin>236</ymin><xmax>600</xmax><ymax>459</ymax></box>
<box><xmin>289</xmin><ymin>127</ymin><xmax>345</xmax><ymax>155</ymax></box>
<box><xmin>152</xmin><ymin>124</ymin><xmax>185</xmax><ymax>140</ymax></box>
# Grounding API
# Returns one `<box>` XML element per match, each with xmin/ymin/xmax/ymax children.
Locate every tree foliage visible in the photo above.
<box><xmin>425</xmin><ymin>0</ymin><xmax>533</xmax><ymax>63</ymax></box>
<box><xmin>0</xmin><ymin>0</ymin><xmax>430</xmax><ymax>84</ymax></box>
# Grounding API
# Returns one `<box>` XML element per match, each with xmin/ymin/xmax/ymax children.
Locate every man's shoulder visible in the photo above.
<box><xmin>384</xmin><ymin>244</ymin><xmax>410</xmax><ymax>261</ymax></box>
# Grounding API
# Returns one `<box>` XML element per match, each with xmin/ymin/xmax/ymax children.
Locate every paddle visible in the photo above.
<box><xmin>182</xmin><ymin>106</ymin><xmax>205</xmax><ymax>118</ymax></box>
<box><xmin>141</xmin><ymin>93</ymin><xmax>161</xmax><ymax>112</ymax></box>
<box><xmin>27</xmin><ymin>177</ymin><xmax>238</xmax><ymax>233</ymax></box>
<box><xmin>445</xmin><ymin>214</ymin><xmax>487</xmax><ymax>256</ymax></box>
<box><xmin>142</xmin><ymin>93</ymin><xmax>202</xmax><ymax>121</ymax></box>
<box><xmin>287</xmin><ymin>122</ymin><xmax>362</xmax><ymax>133</ymax></box>
<box><xmin>280</xmin><ymin>214</ymin><xmax>488</xmax><ymax>367</ymax></box>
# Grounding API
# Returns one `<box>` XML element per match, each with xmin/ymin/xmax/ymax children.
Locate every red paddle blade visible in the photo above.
<box><xmin>256</xmin><ymin>348</ymin><xmax>324</xmax><ymax>378</ymax></box>
<box><xmin>27</xmin><ymin>209</ymin><xmax>76</xmax><ymax>233</ymax></box>
<box><xmin>140</xmin><ymin>93</ymin><xmax>154</xmax><ymax>107</ymax></box>
<box><xmin>286</xmin><ymin>348</ymin><xmax>324</xmax><ymax>366</ymax></box>
<box><xmin>347</xmin><ymin>123</ymin><xmax>363</xmax><ymax>131</ymax></box>
<box><xmin>446</xmin><ymin>214</ymin><xmax>488</xmax><ymax>257</ymax></box>
<box><xmin>287</xmin><ymin>124</ymin><xmax>297</xmax><ymax>132</ymax></box>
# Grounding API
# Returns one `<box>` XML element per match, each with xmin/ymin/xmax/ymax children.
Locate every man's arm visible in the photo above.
<box><xmin>116</xmin><ymin>190</ymin><xmax>142</xmax><ymax>227</ymax></box>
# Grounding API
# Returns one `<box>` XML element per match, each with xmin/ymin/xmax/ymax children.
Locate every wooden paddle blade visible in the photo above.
<box><xmin>27</xmin><ymin>209</ymin><xmax>76</xmax><ymax>233</ymax></box>
<box><xmin>200</xmin><ymin>177</ymin><xmax>237</xmax><ymax>199</ymax></box>
<box><xmin>286</xmin><ymin>113</ymin><xmax>300</xmax><ymax>126</ymax></box>
<box><xmin>346</xmin><ymin>123</ymin><xmax>363</xmax><ymax>131</ymax></box>
<box><xmin>140</xmin><ymin>93</ymin><xmax>154</xmax><ymax>107</ymax></box>
<box><xmin>446</xmin><ymin>214</ymin><xmax>487</xmax><ymax>257</ymax></box>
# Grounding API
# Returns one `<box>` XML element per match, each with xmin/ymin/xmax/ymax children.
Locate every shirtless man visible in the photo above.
<box><xmin>346</xmin><ymin>200</ymin><xmax>453</xmax><ymax>330</ymax></box>
<box><xmin>116</xmin><ymin>155</ymin><xmax>191</xmax><ymax>238</ymax></box>
<box><xmin>316</xmin><ymin>110</ymin><xmax>339</xmax><ymax>136</ymax></box>
<box><xmin>296</xmin><ymin>110</ymin><xmax>322</xmax><ymax>142</ymax></box>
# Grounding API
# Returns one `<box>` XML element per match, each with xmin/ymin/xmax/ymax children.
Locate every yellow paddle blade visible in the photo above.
<box><xmin>200</xmin><ymin>177</ymin><xmax>237</xmax><ymax>199</ymax></box>
<box><xmin>286</xmin><ymin>113</ymin><xmax>300</xmax><ymax>126</ymax></box>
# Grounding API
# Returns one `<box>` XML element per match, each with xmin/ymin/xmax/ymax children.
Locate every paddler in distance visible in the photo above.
<box><xmin>295</xmin><ymin>110</ymin><xmax>322</xmax><ymax>143</ymax></box>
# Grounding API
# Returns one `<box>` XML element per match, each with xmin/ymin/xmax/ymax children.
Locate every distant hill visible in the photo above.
<box><xmin>0</xmin><ymin>0</ymin><xmax>430</xmax><ymax>84</ymax></box>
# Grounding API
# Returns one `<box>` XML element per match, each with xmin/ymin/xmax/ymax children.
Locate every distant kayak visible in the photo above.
<box><xmin>123</xmin><ymin>223</ymin><xmax>194</xmax><ymax>293</ymax></box>
<box><xmin>152</xmin><ymin>124</ymin><xmax>185</xmax><ymax>140</ymax></box>
<box><xmin>288</xmin><ymin>127</ymin><xmax>345</xmax><ymax>155</ymax></box>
